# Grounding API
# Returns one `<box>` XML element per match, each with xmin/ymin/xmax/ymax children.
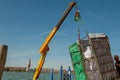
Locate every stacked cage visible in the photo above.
<box><xmin>69</xmin><ymin>33</ymin><xmax>119</xmax><ymax>80</ymax></box>
<box><xmin>88</xmin><ymin>33</ymin><xmax>119</xmax><ymax>80</ymax></box>
<box><xmin>80</xmin><ymin>40</ymin><xmax>102</xmax><ymax>80</ymax></box>
<box><xmin>69</xmin><ymin>43</ymin><xmax>87</xmax><ymax>80</ymax></box>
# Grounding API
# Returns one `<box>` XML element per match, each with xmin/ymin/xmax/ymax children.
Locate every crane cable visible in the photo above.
<box><xmin>74</xmin><ymin>4</ymin><xmax>89</xmax><ymax>40</ymax></box>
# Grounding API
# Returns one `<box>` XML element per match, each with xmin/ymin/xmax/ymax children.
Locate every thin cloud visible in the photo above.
<box><xmin>39</xmin><ymin>30</ymin><xmax>67</xmax><ymax>36</ymax></box>
<box><xmin>39</xmin><ymin>31</ymin><xmax>50</xmax><ymax>36</ymax></box>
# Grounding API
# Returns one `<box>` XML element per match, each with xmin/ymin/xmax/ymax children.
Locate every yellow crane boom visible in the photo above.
<box><xmin>33</xmin><ymin>2</ymin><xmax>76</xmax><ymax>80</ymax></box>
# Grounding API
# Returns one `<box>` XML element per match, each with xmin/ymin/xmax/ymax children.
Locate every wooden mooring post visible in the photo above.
<box><xmin>0</xmin><ymin>45</ymin><xmax>8</xmax><ymax>80</ymax></box>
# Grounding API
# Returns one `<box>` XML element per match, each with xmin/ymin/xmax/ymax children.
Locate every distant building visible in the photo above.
<box><xmin>5</xmin><ymin>67</ymin><xmax>26</xmax><ymax>72</ymax></box>
<box><xmin>26</xmin><ymin>59</ymin><xmax>31</xmax><ymax>71</ymax></box>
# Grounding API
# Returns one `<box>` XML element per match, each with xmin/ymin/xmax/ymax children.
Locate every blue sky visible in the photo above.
<box><xmin>0</xmin><ymin>0</ymin><xmax>120</xmax><ymax>70</ymax></box>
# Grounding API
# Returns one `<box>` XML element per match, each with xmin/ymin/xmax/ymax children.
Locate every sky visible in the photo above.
<box><xmin>0</xmin><ymin>0</ymin><xmax>120</xmax><ymax>70</ymax></box>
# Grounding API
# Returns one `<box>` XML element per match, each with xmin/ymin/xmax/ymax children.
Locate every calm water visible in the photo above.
<box><xmin>2</xmin><ymin>71</ymin><xmax>75</xmax><ymax>80</ymax></box>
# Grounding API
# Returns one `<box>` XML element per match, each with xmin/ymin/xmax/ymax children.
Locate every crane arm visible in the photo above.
<box><xmin>40</xmin><ymin>2</ymin><xmax>76</xmax><ymax>53</ymax></box>
<box><xmin>33</xmin><ymin>2</ymin><xmax>76</xmax><ymax>80</ymax></box>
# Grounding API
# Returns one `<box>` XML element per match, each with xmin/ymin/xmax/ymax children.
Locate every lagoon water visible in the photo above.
<box><xmin>2</xmin><ymin>71</ymin><xmax>75</xmax><ymax>80</ymax></box>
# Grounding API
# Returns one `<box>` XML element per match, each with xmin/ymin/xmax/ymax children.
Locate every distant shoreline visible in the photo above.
<box><xmin>4</xmin><ymin>67</ymin><xmax>74</xmax><ymax>73</ymax></box>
